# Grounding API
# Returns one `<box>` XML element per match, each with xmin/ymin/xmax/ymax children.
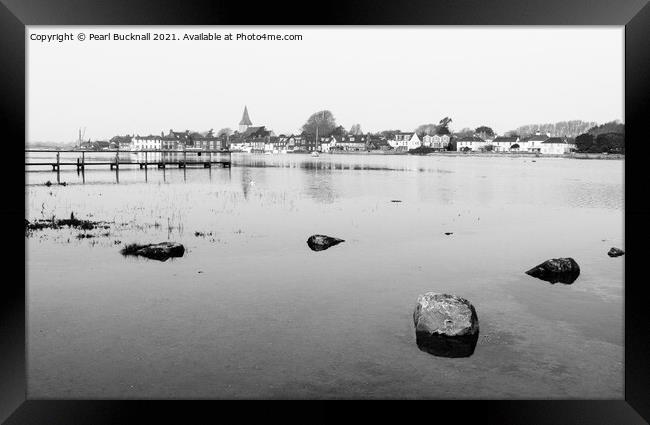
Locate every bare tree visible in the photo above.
<box><xmin>349</xmin><ymin>124</ymin><xmax>363</xmax><ymax>135</ymax></box>
<box><xmin>217</xmin><ymin>128</ymin><xmax>233</xmax><ymax>137</ymax></box>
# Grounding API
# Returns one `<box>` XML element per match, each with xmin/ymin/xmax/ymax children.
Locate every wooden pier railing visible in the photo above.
<box><xmin>25</xmin><ymin>149</ymin><xmax>232</xmax><ymax>171</ymax></box>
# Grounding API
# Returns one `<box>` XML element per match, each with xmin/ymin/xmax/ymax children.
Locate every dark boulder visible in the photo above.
<box><xmin>525</xmin><ymin>257</ymin><xmax>580</xmax><ymax>284</ymax></box>
<box><xmin>120</xmin><ymin>242</ymin><xmax>185</xmax><ymax>261</ymax></box>
<box><xmin>306</xmin><ymin>234</ymin><xmax>345</xmax><ymax>252</ymax></box>
<box><xmin>413</xmin><ymin>292</ymin><xmax>479</xmax><ymax>358</ymax></box>
<box><xmin>607</xmin><ymin>247</ymin><xmax>624</xmax><ymax>257</ymax></box>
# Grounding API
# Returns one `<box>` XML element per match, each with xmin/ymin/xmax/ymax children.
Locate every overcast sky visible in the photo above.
<box><xmin>28</xmin><ymin>26</ymin><xmax>623</xmax><ymax>142</ymax></box>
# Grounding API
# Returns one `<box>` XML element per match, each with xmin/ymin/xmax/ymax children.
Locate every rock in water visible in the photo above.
<box><xmin>608</xmin><ymin>247</ymin><xmax>624</xmax><ymax>257</ymax></box>
<box><xmin>306</xmin><ymin>234</ymin><xmax>345</xmax><ymax>251</ymax></box>
<box><xmin>525</xmin><ymin>257</ymin><xmax>580</xmax><ymax>284</ymax></box>
<box><xmin>121</xmin><ymin>242</ymin><xmax>185</xmax><ymax>261</ymax></box>
<box><xmin>413</xmin><ymin>292</ymin><xmax>479</xmax><ymax>358</ymax></box>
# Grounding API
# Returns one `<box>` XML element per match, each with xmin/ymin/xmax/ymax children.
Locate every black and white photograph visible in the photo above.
<box><xmin>24</xmin><ymin>26</ymin><xmax>625</xmax><ymax>400</ymax></box>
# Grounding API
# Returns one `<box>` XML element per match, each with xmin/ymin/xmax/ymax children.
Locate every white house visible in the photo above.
<box><xmin>456</xmin><ymin>136</ymin><xmax>486</xmax><ymax>151</ymax></box>
<box><xmin>407</xmin><ymin>133</ymin><xmax>422</xmax><ymax>150</ymax></box>
<box><xmin>132</xmin><ymin>135</ymin><xmax>163</xmax><ymax>151</ymax></box>
<box><xmin>229</xmin><ymin>138</ymin><xmax>250</xmax><ymax>152</ymax></box>
<box><xmin>422</xmin><ymin>133</ymin><xmax>451</xmax><ymax>150</ymax></box>
<box><xmin>389</xmin><ymin>132</ymin><xmax>420</xmax><ymax>151</ymax></box>
<box><xmin>522</xmin><ymin>132</ymin><xmax>551</xmax><ymax>152</ymax></box>
<box><xmin>540</xmin><ymin>137</ymin><xmax>575</xmax><ymax>155</ymax></box>
<box><xmin>491</xmin><ymin>136</ymin><xmax>520</xmax><ymax>152</ymax></box>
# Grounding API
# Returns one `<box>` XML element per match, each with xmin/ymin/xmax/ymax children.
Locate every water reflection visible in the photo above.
<box><xmin>303</xmin><ymin>169</ymin><xmax>336</xmax><ymax>204</ymax></box>
<box><xmin>240</xmin><ymin>167</ymin><xmax>254</xmax><ymax>200</ymax></box>
<box><xmin>415</xmin><ymin>331</ymin><xmax>479</xmax><ymax>358</ymax></box>
<box><xmin>526</xmin><ymin>269</ymin><xmax>581</xmax><ymax>285</ymax></box>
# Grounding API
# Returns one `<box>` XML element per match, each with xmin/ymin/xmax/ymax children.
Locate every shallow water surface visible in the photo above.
<box><xmin>26</xmin><ymin>153</ymin><xmax>624</xmax><ymax>398</ymax></box>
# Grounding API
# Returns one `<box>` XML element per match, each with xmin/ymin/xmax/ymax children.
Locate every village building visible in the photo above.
<box><xmin>109</xmin><ymin>135</ymin><xmax>133</xmax><ymax>150</ymax></box>
<box><xmin>286</xmin><ymin>134</ymin><xmax>305</xmax><ymax>152</ymax></box>
<box><xmin>190</xmin><ymin>130</ymin><xmax>224</xmax><ymax>151</ymax></box>
<box><xmin>79</xmin><ymin>140</ymin><xmax>110</xmax><ymax>150</ymax></box>
<box><xmin>540</xmin><ymin>137</ymin><xmax>576</xmax><ymax>155</ymax></box>
<box><xmin>491</xmin><ymin>136</ymin><xmax>520</xmax><ymax>152</ymax></box>
<box><xmin>231</xmin><ymin>107</ymin><xmax>275</xmax><ymax>152</ymax></box>
<box><xmin>271</xmin><ymin>134</ymin><xmax>291</xmax><ymax>152</ymax></box>
<box><xmin>327</xmin><ymin>135</ymin><xmax>343</xmax><ymax>151</ymax></box>
<box><xmin>422</xmin><ymin>133</ymin><xmax>451</xmax><ymax>150</ymax></box>
<box><xmin>368</xmin><ymin>135</ymin><xmax>391</xmax><ymax>151</ymax></box>
<box><xmin>299</xmin><ymin>132</ymin><xmax>322</xmax><ymax>152</ymax></box>
<box><xmin>422</xmin><ymin>127</ymin><xmax>451</xmax><ymax>150</ymax></box>
<box><xmin>239</xmin><ymin>106</ymin><xmax>252</xmax><ymax>133</ymax></box>
<box><xmin>317</xmin><ymin>136</ymin><xmax>334</xmax><ymax>153</ymax></box>
<box><xmin>241</xmin><ymin>126</ymin><xmax>273</xmax><ymax>153</ymax></box>
<box><xmin>331</xmin><ymin>134</ymin><xmax>369</xmax><ymax>152</ymax></box>
<box><xmin>522</xmin><ymin>131</ymin><xmax>551</xmax><ymax>153</ymax></box>
<box><xmin>456</xmin><ymin>136</ymin><xmax>486</xmax><ymax>151</ymax></box>
<box><xmin>264</xmin><ymin>136</ymin><xmax>278</xmax><ymax>153</ymax></box>
<box><xmin>389</xmin><ymin>132</ymin><xmax>420</xmax><ymax>151</ymax></box>
<box><xmin>160</xmin><ymin>129</ymin><xmax>191</xmax><ymax>150</ymax></box>
<box><xmin>229</xmin><ymin>137</ymin><xmax>249</xmax><ymax>152</ymax></box>
<box><xmin>133</xmin><ymin>135</ymin><xmax>163</xmax><ymax>151</ymax></box>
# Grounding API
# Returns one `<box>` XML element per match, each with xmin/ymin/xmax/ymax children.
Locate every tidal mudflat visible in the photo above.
<box><xmin>26</xmin><ymin>154</ymin><xmax>624</xmax><ymax>399</ymax></box>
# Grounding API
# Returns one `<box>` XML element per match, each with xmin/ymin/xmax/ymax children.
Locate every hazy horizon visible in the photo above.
<box><xmin>28</xmin><ymin>26</ymin><xmax>624</xmax><ymax>143</ymax></box>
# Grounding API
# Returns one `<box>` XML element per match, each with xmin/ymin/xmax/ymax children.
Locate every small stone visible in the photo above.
<box><xmin>607</xmin><ymin>247</ymin><xmax>624</xmax><ymax>257</ymax></box>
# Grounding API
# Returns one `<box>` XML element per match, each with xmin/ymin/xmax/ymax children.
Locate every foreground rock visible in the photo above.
<box><xmin>120</xmin><ymin>242</ymin><xmax>185</xmax><ymax>261</ymax></box>
<box><xmin>525</xmin><ymin>257</ymin><xmax>580</xmax><ymax>284</ymax></box>
<box><xmin>608</xmin><ymin>247</ymin><xmax>624</xmax><ymax>257</ymax></box>
<box><xmin>306</xmin><ymin>234</ymin><xmax>345</xmax><ymax>252</ymax></box>
<box><xmin>413</xmin><ymin>292</ymin><xmax>479</xmax><ymax>358</ymax></box>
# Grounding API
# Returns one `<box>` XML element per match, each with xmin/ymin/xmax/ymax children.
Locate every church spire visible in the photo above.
<box><xmin>239</xmin><ymin>105</ymin><xmax>252</xmax><ymax>132</ymax></box>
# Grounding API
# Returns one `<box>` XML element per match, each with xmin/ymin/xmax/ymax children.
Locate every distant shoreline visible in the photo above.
<box><xmin>26</xmin><ymin>147</ymin><xmax>624</xmax><ymax>160</ymax></box>
<box><xmin>323</xmin><ymin>151</ymin><xmax>624</xmax><ymax>160</ymax></box>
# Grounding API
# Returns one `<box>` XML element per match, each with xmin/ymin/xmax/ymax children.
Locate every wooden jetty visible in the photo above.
<box><xmin>25</xmin><ymin>149</ymin><xmax>232</xmax><ymax>171</ymax></box>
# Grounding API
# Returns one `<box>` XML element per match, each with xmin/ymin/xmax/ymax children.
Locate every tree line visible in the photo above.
<box><xmin>574</xmin><ymin>121</ymin><xmax>625</xmax><ymax>153</ymax></box>
<box><xmin>268</xmin><ymin>110</ymin><xmax>625</xmax><ymax>153</ymax></box>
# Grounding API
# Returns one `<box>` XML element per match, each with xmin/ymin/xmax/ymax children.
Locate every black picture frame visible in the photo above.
<box><xmin>2</xmin><ymin>0</ymin><xmax>648</xmax><ymax>423</ymax></box>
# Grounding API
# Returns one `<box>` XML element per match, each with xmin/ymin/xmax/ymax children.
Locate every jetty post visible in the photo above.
<box><xmin>55</xmin><ymin>152</ymin><xmax>61</xmax><ymax>183</ymax></box>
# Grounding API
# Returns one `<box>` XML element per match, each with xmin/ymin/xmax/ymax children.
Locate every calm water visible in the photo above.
<box><xmin>26</xmin><ymin>153</ymin><xmax>624</xmax><ymax>399</ymax></box>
